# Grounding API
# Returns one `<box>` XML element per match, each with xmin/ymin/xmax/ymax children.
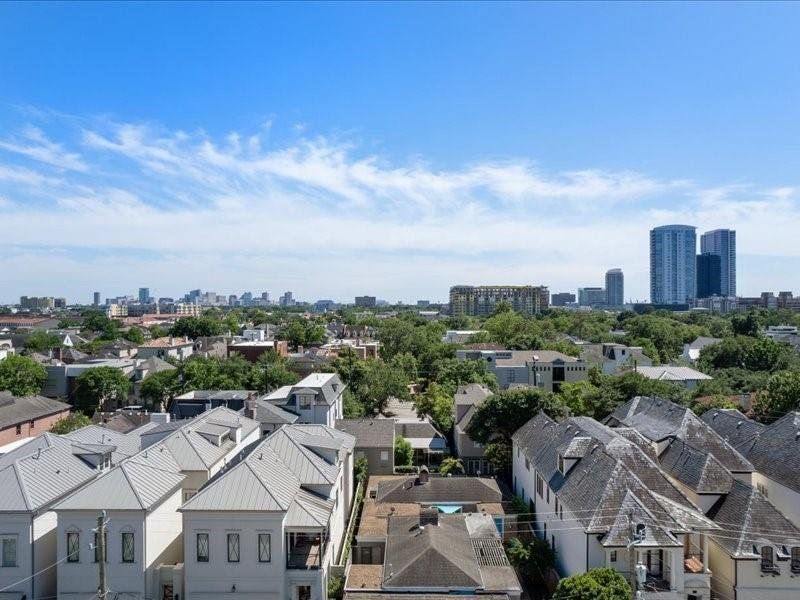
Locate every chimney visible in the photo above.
<box><xmin>417</xmin><ymin>465</ymin><xmax>430</xmax><ymax>485</ymax></box>
<box><xmin>420</xmin><ymin>506</ymin><xmax>438</xmax><ymax>527</ymax></box>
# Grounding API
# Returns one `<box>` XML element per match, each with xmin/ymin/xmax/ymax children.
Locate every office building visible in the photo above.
<box><xmin>551</xmin><ymin>292</ymin><xmax>576</xmax><ymax>307</ymax></box>
<box><xmin>696</xmin><ymin>253</ymin><xmax>722</xmax><ymax>298</ymax></box>
<box><xmin>354</xmin><ymin>295</ymin><xmax>377</xmax><ymax>308</ymax></box>
<box><xmin>93</xmin><ymin>291</ymin><xmax>100</xmax><ymax>307</ymax></box>
<box><xmin>138</xmin><ymin>287</ymin><xmax>150</xmax><ymax>304</ymax></box>
<box><xmin>578</xmin><ymin>286</ymin><xmax>606</xmax><ymax>308</ymax></box>
<box><xmin>605</xmin><ymin>268</ymin><xmax>624</xmax><ymax>307</ymax></box>
<box><xmin>449</xmin><ymin>285</ymin><xmax>549</xmax><ymax>316</ymax></box>
<box><xmin>19</xmin><ymin>296</ymin><xmax>55</xmax><ymax>310</ymax></box>
<box><xmin>650</xmin><ymin>224</ymin><xmax>697</xmax><ymax>304</ymax></box>
<box><xmin>278</xmin><ymin>291</ymin><xmax>295</xmax><ymax>306</ymax></box>
<box><xmin>701</xmin><ymin>228</ymin><xmax>736</xmax><ymax>297</ymax></box>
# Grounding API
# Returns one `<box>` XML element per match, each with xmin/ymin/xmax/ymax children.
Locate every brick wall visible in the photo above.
<box><xmin>0</xmin><ymin>409</ymin><xmax>71</xmax><ymax>446</ymax></box>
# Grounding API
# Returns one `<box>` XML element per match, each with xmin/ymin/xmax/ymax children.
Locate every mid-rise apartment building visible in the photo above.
<box><xmin>457</xmin><ymin>349</ymin><xmax>587</xmax><ymax>392</ymax></box>
<box><xmin>449</xmin><ymin>285</ymin><xmax>549</xmax><ymax>316</ymax></box>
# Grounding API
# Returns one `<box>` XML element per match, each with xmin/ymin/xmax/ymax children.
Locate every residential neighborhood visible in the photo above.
<box><xmin>3</xmin><ymin>4</ymin><xmax>800</xmax><ymax>599</ymax></box>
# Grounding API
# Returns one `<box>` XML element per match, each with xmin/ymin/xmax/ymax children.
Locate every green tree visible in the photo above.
<box><xmin>484</xmin><ymin>441</ymin><xmax>512</xmax><ymax>473</ymax></box>
<box><xmin>0</xmin><ymin>355</ymin><xmax>47</xmax><ymax>396</ymax></box>
<box><xmin>50</xmin><ymin>412</ymin><xmax>92</xmax><ymax>434</ymax></box>
<box><xmin>280</xmin><ymin>318</ymin><xmax>326</xmax><ymax>350</ymax></box>
<box><xmin>149</xmin><ymin>324</ymin><xmax>166</xmax><ymax>339</ymax></box>
<box><xmin>438</xmin><ymin>457</ymin><xmax>464</xmax><ymax>475</ymax></box>
<box><xmin>81</xmin><ymin>310</ymin><xmax>120</xmax><ymax>339</ymax></box>
<box><xmin>24</xmin><ymin>330</ymin><xmax>61</xmax><ymax>352</ymax></box>
<box><xmin>394</xmin><ymin>436</ymin><xmax>413</xmax><ymax>466</ymax></box>
<box><xmin>249</xmin><ymin>352</ymin><xmax>299</xmax><ymax>392</ymax></box>
<box><xmin>426</xmin><ymin>357</ymin><xmax>497</xmax><ymax>394</ymax></box>
<box><xmin>557</xmin><ymin>379</ymin><xmax>619</xmax><ymax>420</ymax></box>
<box><xmin>467</xmin><ymin>387</ymin><xmax>566</xmax><ymax>446</ymax></box>
<box><xmin>170</xmin><ymin>316</ymin><xmax>223</xmax><ymax>339</ymax></box>
<box><xmin>731</xmin><ymin>311</ymin><xmax>761</xmax><ymax>337</ymax></box>
<box><xmin>552</xmin><ymin>568</ymin><xmax>631</xmax><ymax>600</ymax></box>
<box><xmin>73</xmin><ymin>367</ymin><xmax>131</xmax><ymax>414</ymax></box>
<box><xmin>690</xmin><ymin>394</ymin><xmax>740</xmax><ymax>416</ymax></box>
<box><xmin>413</xmin><ymin>382</ymin><xmax>454</xmax><ymax>432</ymax></box>
<box><xmin>753</xmin><ymin>370</ymin><xmax>800</xmax><ymax>422</ymax></box>
<box><xmin>123</xmin><ymin>327</ymin><xmax>145</xmax><ymax>344</ymax></box>
<box><xmin>506</xmin><ymin>536</ymin><xmax>557</xmax><ymax>591</ymax></box>
<box><xmin>140</xmin><ymin>369</ymin><xmax>181</xmax><ymax>410</ymax></box>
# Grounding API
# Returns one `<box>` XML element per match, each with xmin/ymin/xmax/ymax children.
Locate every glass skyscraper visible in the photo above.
<box><xmin>700</xmin><ymin>229</ymin><xmax>736</xmax><ymax>297</ymax></box>
<box><xmin>650</xmin><ymin>225</ymin><xmax>697</xmax><ymax>305</ymax></box>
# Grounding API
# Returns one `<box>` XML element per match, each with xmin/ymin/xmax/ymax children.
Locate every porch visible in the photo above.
<box><xmin>286</xmin><ymin>531</ymin><xmax>328</xmax><ymax>569</ymax></box>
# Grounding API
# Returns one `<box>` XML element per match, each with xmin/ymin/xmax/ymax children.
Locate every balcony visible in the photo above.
<box><xmin>286</xmin><ymin>532</ymin><xmax>326</xmax><ymax>569</ymax></box>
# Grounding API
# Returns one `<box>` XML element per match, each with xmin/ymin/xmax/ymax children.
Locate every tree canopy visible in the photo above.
<box><xmin>0</xmin><ymin>355</ymin><xmax>47</xmax><ymax>396</ymax></box>
<box><xmin>552</xmin><ymin>568</ymin><xmax>631</xmax><ymax>600</ymax></box>
<box><xmin>50</xmin><ymin>412</ymin><xmax>92</xmax><ymax>434</ymax></box>
<box><xmin>73</xmin><ymin>367</ymin><xmax>131</xmax><ymax>414</ymax></box>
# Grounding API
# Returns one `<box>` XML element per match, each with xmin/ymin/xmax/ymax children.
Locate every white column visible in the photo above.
<box><xmin>703</xmin><ymin>534</ymin><xmax>709</xmax><ymax>573</ymax></box>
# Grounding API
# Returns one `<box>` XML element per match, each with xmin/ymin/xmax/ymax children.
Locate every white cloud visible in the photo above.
<box><xmin>1</xmin><ymin>116</ymin><xmax>799</xmax><ymax>302</ymax></box>
<box><xmin>0</xmin><ymin>126</ymin><xmax>87</xmax><ymax>172</ymax></box>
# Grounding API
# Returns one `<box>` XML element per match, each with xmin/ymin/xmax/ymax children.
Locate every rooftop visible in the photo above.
<box><xmin>139</xmin><ymin>336</ymin><xmax>192</xmax><ymax>348</ymax></box>
<box><xmin>336</xmin><ymin>418</ymin><xmax>395</xmax><ymax>448</ymax></box>
<box><xmin>0</xmin><ymin>392</ymin><xmax>70</xmax><ymax>430</ymax></box>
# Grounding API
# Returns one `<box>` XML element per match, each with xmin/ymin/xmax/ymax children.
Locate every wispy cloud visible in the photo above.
<box><xmin>1</xmin><ymin>113</ymin><xmax>799</xmax><ymax>302</ymax></box>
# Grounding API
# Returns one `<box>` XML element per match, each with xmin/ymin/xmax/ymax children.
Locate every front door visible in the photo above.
<box><xmin>296</xmin><ymin>584</ymin><xmax>312</xmax><ymax>600</ymax></box>
<box><xmin>162</xmin><ymin>584</ymin><xmax>174</xmax><ymax>600</ymax></box>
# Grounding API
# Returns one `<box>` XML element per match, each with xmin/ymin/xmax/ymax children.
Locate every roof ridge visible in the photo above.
<box><xmin>243</xmin><ymin>452</ymin><xmax>293</xmax><ymax>510</ymax></box>
<box><xmin>10</xmin><ymin>462</ymin><xmax>32</xmax><ymax>511</ymax></box>
<box><xmin>119</xmin><ymin>463</ymin><xmax>147</xmax><ymax>509</ymax></box>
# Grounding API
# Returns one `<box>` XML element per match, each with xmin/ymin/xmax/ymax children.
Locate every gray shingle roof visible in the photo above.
<box><xmin>659</xmin><ymin>438</ymin><xmax>733</xmax><ymax>494</ymax></box>
<box><xmin>706</xmin><ymin>479</ymin><xmax>800</xmax><ymax>557</ymax></box>
<box><xmin>375</xmin><ymin>477</ymin><xmax>501</xmax><ymax>504</ymax></box>
<box><xmin>0</xmin><ymin>392</ymin><xmax>70</xmax><ymax>429</ymax></box>
<box><xmin>608</xmin><ymin>397</ymin><xmax>753</xmax><ymax>473</ymax></box>
<box><xmin>703</xmin><ymin>409</ymin><xmax>800</xmax><ymax>494</ymax></box>
<box><xmin>513</xmin><ymin>413</ymin><xmax>717</xmax><ymax>546</ymax></box>
<box><xmin>335</xmin><ymin>419</ymin><xmax>395</xmax><ymax>448</ymax></box>
<box><xmin>454</xmin><ymin>383</ymin><xmax>492</xmax><ymax>407</ymax></box>
<box><xmin>383</xmin><ymin>515</ymin><xmax>482</xmax><ymax>589</ymax></box>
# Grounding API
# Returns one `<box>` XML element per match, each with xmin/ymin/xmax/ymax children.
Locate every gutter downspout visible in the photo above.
<box><xmin>30</xmin><ymin>514</ymin><xmax>35</xmax><ymax>600</ymax></box>
<box><xmin>585</xmin><ymin>534</ymin><xmax>589</xmax><ymax>572</ymax></box>
<box><xmin>734</xmin><ymin>559</ymin><xmax>738</xmax><ymax>600</ymax></box>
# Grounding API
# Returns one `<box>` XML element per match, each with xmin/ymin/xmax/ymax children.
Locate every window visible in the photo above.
<box><xmin>792</xmin><ymin>547</ymin><xmax>800</xmax><ymax>573</ymax></box>
<box><xmin>94</xmin><ymin>531</ymin><xmax>107</xmax><ymax>563</ymax></box>
<box><xmin>525</xmin><ymin>458</ymin><xmax>530</xmax><ymax>471</ymax></box>
<box><xmin>610</xmin><ymin>550</ymin><xmax>617</xmax><ymax>562</ymax></box>
<box><xmin>536</xmin><ymin>475</ymin><xmax>544</xmax><ymax>498</ymax></box>
<box><xmin>559</xmin><ymin>505</ymin><xmax>563</xmax><ymax>520</ymax></box>
<box><xmin>555</xmin><ymin>498</ymin><xmax>559</xmax><ymax>514</ymax></box>
<box><xmin>15</xmin><ymin>424</ymin><xmax>21</xmax><ymax>435</ymax></box>
<box><xmin>380</xmin><ymin>450</ymin><xmax>389</xmax><ymax>462</ymax></box>
<box><xmin>227</xmin><ymin>533</ymin><xmax>240</xmax><ymax>563</ymax></box>
<box><xmin>258</xmin><ymin>533</ymin><xmax>271</xmax><ymax>563</ymax></box>
<box><xmin>558</xmin><ymin>454</ymin><xmax>564</xmax><ymax>473</ymax></box>
<box><xmin>761</xmin><ymin>546</ymin><xmax>775</xmax><ymax>572</ymax></box>
<box><xmin>757</xmin><ymin>482</ymin><xmax>769</xmax><ymax>497</ymax></box>
<box><xmin>546</xmin><ymin>487</ymin><xmax>550</xmax><ymax>503</ymax></box>
<box><xmin>196</xmin><ymin>533</ymin><xmax>209</xmax><ymax>563</ymax></box>
<box><xmin>30</xmin><ymin>420</ymin><xmax>35</xmax><ymax>430</ymax></box>
<box><xmin>297</xmin><ymin>585</ymin><xmax>312</xmax><ymax>600</ymax></box>
<box><xmin>67</xmin><ymin>532</ymin><xmax>80</xmax><ymax>563</ymax></box>
<box><xmin>183</xmin><ymin>489</ymin><xmax>197</xmax><ymax>502</ymax></box>
<box><xmin>298</xmin><ymin>394</ymin><xmax>313</xmax><ymax>409</ymax></box>
<box><xmin>1</xmin><ymin>536</ymin><xmax>16</xmax><ymax>567</ymax></box>
<box><xmin>121</xmin><ymin>532</ymin><xmax>134</xmax><ymax>563</ymax></box>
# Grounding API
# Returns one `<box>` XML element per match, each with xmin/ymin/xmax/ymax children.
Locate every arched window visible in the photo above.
<box><xmin>760</xmin><ymin>546</ymin><xmax>774</xmax><ymax>572</ymax></box>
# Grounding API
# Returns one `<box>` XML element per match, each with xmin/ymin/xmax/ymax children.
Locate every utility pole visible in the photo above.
<box><xmin>97</xmin><ymin>510</ymin><xmax>107</xmax><ymax>600</ymax></box>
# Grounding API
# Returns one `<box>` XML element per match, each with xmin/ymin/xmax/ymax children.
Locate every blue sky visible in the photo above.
<box><xmin>1</xmin><ymin>2</ymin><xmax>800</xmax><ymax>304</ymax></box>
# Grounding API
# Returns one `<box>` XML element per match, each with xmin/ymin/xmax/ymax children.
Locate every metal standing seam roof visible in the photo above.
<box><xmin>64</xmin><ymin>422</ymin><xmax>159</xmax><ymax>464</ymax></box>
<box><xmin>54</xmin><ymin>406</ymin><xmax>260</xmax><ymax>512</ymax></box>
<box><xmin>180</xmin><ymin>423</ymin><xmax>354</xmax><ymax>516</ymax></box>
<box><xmin>0</xmin><ymin>434</ymin><xmax>99</xmax><ymax>512</ymax></box>
<box><xmin>256</xmin><ymin>400</ymin><xmax>299</xmax><ymax>425</ymax></box>
<box><xmin>633</xmin><ymin>366</ymin><xmax>712</xmax><ymax>382</ymax></box>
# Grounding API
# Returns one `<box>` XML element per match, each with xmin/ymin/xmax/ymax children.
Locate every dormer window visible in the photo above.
<box><xmin>761</xmin><ymin>546</ymin><xmax>778</xmax><ymax>573</ymax></box>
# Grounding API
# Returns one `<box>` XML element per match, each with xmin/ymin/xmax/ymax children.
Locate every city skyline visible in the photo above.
<box><xmin>3</xmin><ymin>4</ymin><xmax>800</xmax><ymax>303</ymax></box>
